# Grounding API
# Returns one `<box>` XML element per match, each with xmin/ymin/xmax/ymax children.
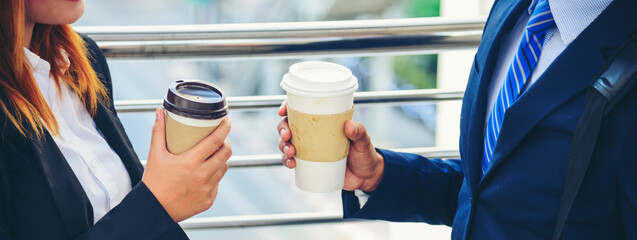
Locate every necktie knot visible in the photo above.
<box><xmin>526</xmin><ymin>0</ymin><xmax>556</xmax><ymax>35</ymax></box>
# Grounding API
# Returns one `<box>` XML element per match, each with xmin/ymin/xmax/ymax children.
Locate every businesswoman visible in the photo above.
<box><xmin>0</xmin><ymin>0</ymin><xmax>232</xmax><ymax>239</ymax></box>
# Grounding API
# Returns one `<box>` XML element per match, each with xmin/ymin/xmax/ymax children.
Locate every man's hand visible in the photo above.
<box><xmin>277</xmin><ymin>102</ymin><xmax>384</xmax><ymax>192</ymax></box>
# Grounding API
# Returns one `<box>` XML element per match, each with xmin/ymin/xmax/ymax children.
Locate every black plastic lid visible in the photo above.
<box><xmin>163</xmin><ymin>79</ymin><xmax>228</xmax><ymax>120</ymax></box>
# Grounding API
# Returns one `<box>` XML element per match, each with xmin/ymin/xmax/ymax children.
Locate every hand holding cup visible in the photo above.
<box><xmin>278</xmin><ymin>103</ymin><xmax>384</xmax><ymax>193</ymax></box>
<box><xmin>278</xmin><ymin>61</ymin><xmax>384</xmax><ymax>192</ymax></box>
<box><xmin>143</xmin><ymin>108</ymin><xmax>232</xmax><ymax>222</ymax></box>
<box><xmin>143</xmin><ymin>79</ymin><xmax>232</xmax><ymax>222</ymax></box>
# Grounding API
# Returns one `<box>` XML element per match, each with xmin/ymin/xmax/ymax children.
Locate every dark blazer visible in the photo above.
<box><xmin>0</xmin><ymin>37</ymin><xmax>188</xmax><ymax>239</ymax></box>
<box><xmin>343</xmin><ymin>0</ymin><xmax>637</xmax><ymax>239</ymax></box>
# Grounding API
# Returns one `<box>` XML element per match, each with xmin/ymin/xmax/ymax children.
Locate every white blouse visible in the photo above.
<box><xmin>24</xmin><ymin>48</ymin><xmax>132</xmax><ymax>223</ymax></box>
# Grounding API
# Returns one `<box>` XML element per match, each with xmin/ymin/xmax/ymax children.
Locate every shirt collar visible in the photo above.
<box><xmin>528</xmin><ymin>0</ymin><xmax>614</xmax><ymax>45</ymax></box>
<box><xmin>24</xmin><ymin>47</ymin><xmax>45</xmax><ymax>71</ymax></box>
<box><xmin>23</xmin><ymin>47</ymin><xmax>71</xmax><ymax>73</ymax></box>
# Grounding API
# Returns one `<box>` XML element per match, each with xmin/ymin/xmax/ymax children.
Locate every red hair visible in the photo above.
<box><xmin>0</xmin><ymin>0</ymin><xmax>108</xmax><ymax>138</ymax></box>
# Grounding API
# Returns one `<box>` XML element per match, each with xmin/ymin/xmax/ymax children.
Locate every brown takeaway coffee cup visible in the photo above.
<box><xmin>163</xmin><ymin>79</ymin><xmax>228</xmax><ymax>155</ymax></box>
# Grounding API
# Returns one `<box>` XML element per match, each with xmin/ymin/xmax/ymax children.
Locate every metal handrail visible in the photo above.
<box><xmin>178</xmin><ymin>147</ymin><xmax>460</xmax><ymax>230</ymax></box>
<box><xmin>115</xmin><ymin>89</ymin><xmax>464</xmax><ymax>113</ymax></box>
<box><xmin>227</xmin><ymin>147</ymin><xmax>458</xmax><ymax>168</ymax></box>
<box><xmin>76</xmin><ymin>17</ymin><xmax>485</xmax><ymax>59</ymax></box>
<box><xmin>180</xmin><ymin>211</ymin><xmax>356</xmax><ymax>230</ymax></box>
<box><xmin>77</xmin><ymin>17</ymin><xmax>485</xmax><ymax>41</ymax></box>
<box><xmin>141</xmin><ymin>147</ymin><xmax>460</xmax><ymax>168</ymax></box>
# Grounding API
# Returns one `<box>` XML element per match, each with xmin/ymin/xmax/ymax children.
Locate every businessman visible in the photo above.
<box><xmin>277</xmin><ymin>0</ymin><xmax>637</xmax><ymax>239</ymax></box>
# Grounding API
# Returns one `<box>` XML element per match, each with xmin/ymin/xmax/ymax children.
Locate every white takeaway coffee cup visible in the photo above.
<box><xmin>280</xmin><ymin>61</ymin><xmax>359</xmax><ymax>192</ymax></box>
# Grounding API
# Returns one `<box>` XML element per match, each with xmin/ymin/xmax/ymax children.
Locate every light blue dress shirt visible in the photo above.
<box><xmin>484</xmin><ymin>0</ymin><xmax>613</xmax><ymax>125</ymax></box>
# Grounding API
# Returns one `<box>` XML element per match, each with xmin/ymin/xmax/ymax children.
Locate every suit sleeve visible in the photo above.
<box><xmin>618</xmin><ymin>124</ymin><xmax>637</xmax><ymax>239</ymax></box>
<box><xmin>0</xmin><ymin>176</ymin><xmax>186</xmax><ymax>239</ymax></box>
<box><xmin>77</xmin><ymin>182</ymin><xmax>188</xmax><ymax>240</ymax></box>
<box><xmin>342</xmin><ymin>148</ymin><xmax>464</xmax><ymax>226</ymax></box>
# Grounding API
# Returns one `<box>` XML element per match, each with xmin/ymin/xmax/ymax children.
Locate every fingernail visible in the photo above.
<box><xmin>283</xmin><ymin>146</ymin><xmax>289</xmax><ymax>156</ymax></box>
<box><xmin>280</xmin><ymin>128</ymin><xmax>286</xmax><ymax>137</ymax></box>
<box><xmin>285</xmin><ymin>159</ymin><xmax>291</xmax><ymax>167</ymax></box>
<box><xmin>352</xmin><ymin>122</ymin><xmax>359</xmax><ymax>135</ymax></box>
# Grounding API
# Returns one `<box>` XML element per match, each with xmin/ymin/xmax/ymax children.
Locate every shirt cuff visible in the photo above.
<box><xmin>354</xmin><ymin>189</ymin><xmax>371</xmax><ymax>209</ymax></box>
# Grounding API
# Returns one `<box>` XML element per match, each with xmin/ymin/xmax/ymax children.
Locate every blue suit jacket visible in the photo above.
<box><xmin>343</xmin><ymin>0</ymin><xmax>637</xmax><ymax>239</ymax></box>
<box><xmin>0</xmin><ymin>37</ymin><xmax>188</xmax><ymax>239</ymax></box>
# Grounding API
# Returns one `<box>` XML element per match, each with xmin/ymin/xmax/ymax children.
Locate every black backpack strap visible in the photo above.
<box><xmin>553</xmin><ymin>31</ymin><xmax>637</xmax><ymax>240</ymax></box>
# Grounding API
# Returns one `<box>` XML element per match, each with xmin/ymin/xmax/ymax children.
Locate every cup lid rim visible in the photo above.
<box><xmin>281</xmin><ymin>74</ymin><xmax>358</xmax><ymax>97</ymax></box>
<box><xmin>280</xmin><ymin>61</ymin><xmax>359</xmax><ymax>97</ymax></box>
<box><xmin>163</xmin><ymin>79</ymin><xmax>228</xmax><ymax>119</ymax></box>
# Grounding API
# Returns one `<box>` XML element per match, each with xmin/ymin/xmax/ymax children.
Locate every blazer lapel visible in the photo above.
<box><xmin>461</xmin><ymin>0</ymin><xmax>530</xmax><ymax>192</ymax></box>
<box><xmin>93</xmin><ymin>103</ymin><xmax>144</xmax><ymax>185</ymax></box>
<box><xmin>32</xmin><ymin>133</ymin><xmax>93</xmax><ymax>237</ymax></box>
<box><xmin>27</xmin><ymin>101</ymin><xmax>143</xmax><ymax>238</ymax></box>
<box><xmin>480</xmin><ymin>0</ymin><xmax>637</xmax><ymax>183</ymax></box>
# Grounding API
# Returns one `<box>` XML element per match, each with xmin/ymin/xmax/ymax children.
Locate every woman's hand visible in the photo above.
<box><xmin>142</xmin><ymin>108</ymin><xmax>232</xmax><ymax>222</ymax></box>
<box><xmin>277</xmin><ymin>102</ymin><xmax>384</xmax><ymax>192</ymax></box>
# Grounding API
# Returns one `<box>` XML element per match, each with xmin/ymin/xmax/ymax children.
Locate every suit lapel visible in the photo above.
<box><xmin>83</xmin><ymin>32</ymin><xmax>143</xmax><ymax>185</ymax></box>
<box><xmin>28</xmin><ymin>101</ymin><xmax>142</xmax><ymax>238</ymax></box>
<box><xmin>480</xmin><ymin>0</ymin><xmax>637</xmax><ymax>183</ymax></box>
<box><xmin>32</xmin><ymin>133</ymin><xmax>93</xmax><ymax>237</ymax></box>
<box><xmin>93</xmin><ymin>103</ymin><xmax>144</xmax><ymax>185</ymax></box>
<box><xmin>461</xmin><ymin>0</ymin><xmax>530</xmax><ymax>193</ymax></box>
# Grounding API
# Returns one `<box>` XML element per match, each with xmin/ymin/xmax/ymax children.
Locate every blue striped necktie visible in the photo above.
<box><xmin>482</xmin><ymin>0</ymin><xmax>556</xmax><ymax>174</ymax></box>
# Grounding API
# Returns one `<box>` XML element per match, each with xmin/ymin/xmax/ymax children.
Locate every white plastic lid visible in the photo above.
<box><xmin>280</xmin><ymin>61</ymin><xmax>359</xmax><ymax>97</ymax></box>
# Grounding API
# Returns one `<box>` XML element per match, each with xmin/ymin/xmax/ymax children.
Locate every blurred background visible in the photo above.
<box><xmin>74</xmin><ymin>0</ymin><xmax>493</xmax><ymax>239</ymax></box>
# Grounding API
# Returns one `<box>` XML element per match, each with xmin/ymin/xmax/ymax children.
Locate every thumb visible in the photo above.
<box><xmin>344</xmin><ymin>120</ymin><xmax>371</xmax><ymax>151</ymax></box>
<box><xmin>149</xmin><ymin>108</ymin><xmax>168</xmax><ymax>157</ymax></box>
